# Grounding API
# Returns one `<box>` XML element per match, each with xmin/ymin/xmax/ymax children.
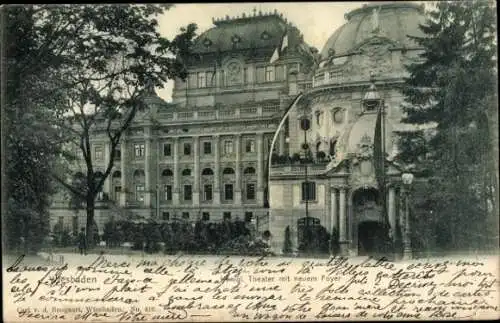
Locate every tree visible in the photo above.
<box><xmin>38</xmin><ymin>5</ymin><xmax>197</xmax><ymax>246</ymax></box>
<box><xmin>397</xmin><ymin>1</ymin><xmax>498</xmax><ymax>252</ymax></box>
<box><xmin>3</xmin><ymin>6</ymin><xmax>68</xmax><ymax>253</ymax></box>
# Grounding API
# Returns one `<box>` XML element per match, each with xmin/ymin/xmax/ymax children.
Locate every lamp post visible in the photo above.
<box><xmin>300</xmin><ymin>115</ymin><xmax>311</xmax><ymax>252</ymax></box>
<box><xmin>401</xmin><ymin>172</ymin><xmax>414</xmax><ymax>260</ymax></box>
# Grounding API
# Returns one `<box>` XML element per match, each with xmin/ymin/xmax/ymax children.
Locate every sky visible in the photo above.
<box><xmin>156</xmin><ymin>2</ymin><xmax>364</xmax><ymax>102</ymax></box>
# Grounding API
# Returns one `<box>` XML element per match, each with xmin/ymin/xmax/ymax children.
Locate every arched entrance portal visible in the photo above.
<box><xmin>352</xmin><ymin>188</ymin><xmax>388</xmax><ymax>256</ymax></box>
<box><xmin>358</xmin><ymin>221</ymin><xmax>386</xmax><ymax>256</ymax></box>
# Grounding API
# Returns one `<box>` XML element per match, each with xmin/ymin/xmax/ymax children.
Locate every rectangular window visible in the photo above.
<box><xmin>256</xmin><ymin>67</ymin><xmax>265</xmax><ymax>83</ymax></box>
<box><xmin>182</xmin><ymin>212</ymin><xmax>190</xmax><ymax>220</ymax></box>
<box><xmin>162</xmin><ymin>212</ymin><xmax>170</xmax><ymax>221</ymax></box>
<box><xmin>265</xmin><ymin>66</ymin><xmax>275</xmax><ymax>82</ymax></box>
<box><xmin>184</xmin><ymin>185</ymin><xmax>192</xmax><ymax>201</ymax></box>
<box><xmin>136</xmin><ymin>184</ymin><xmax>145</xmax><ymax>202</ymax></box>
<box><xmin>202</xmin><ymin>212</ymin><xmax>210</xmax><ymax>221</ymax></box>
<box><xmin>203</xmin><ymin>142</ymin><xmax>212</xmax><ymax>154</ymax></box>
<box><xmin>94</xmin><ymin>146</ymin><xmax>103</xmax><ymax>160</ymax></box>
<box><xmin>301</xmin><ymin>182</ymin><xmax>316</xmax><ymax>201</ymax></box>
<box><xmin>246</xmin><ymin>183</ymin><xmax>256</xmax><ymax>200</ymax></box>
<box><xmin>245</xmin><ymin>139</ymin><xmax>255</xmax><ymax>153</ymax></box>
<box><xmin>224</xmin><ymin>184</ymin><xmax>233</xmax><ymax>201</ymax></box>
<box><xmin>184</xmin><ymin>143</ymin><xmax>191</xmax><ymax>155</ymax></box>
<box><xmin>114</xmin><ymin>147</ymin><xmax>121</xmax><ymax>161</ymax></box>
<box><xmin>223</xmin><ymin>212</ymin><xmax>231</xmax><ymax>220</ymax></box>
<box><xmin>197</xmin><ymin>72</ymin><xmax>206</xmax><ymax>88</ymax></box>
<box><xmin>206</xmin><ymin>71</ymin><xmax>215</xmax><ymax>87</ymax></box>
<box><xmin>243</xmin><ymin>67</ymin><xmax>248</xmax><ymax>84</ymax></box>
<box><xmin>114</xmin><ymin>186</ymin><xmax>122</xmax><ymax>201</ymax></box>
<box><xmin>224</xmin><ymin>140</ymin><xmax>233</xmax><ymax>154</ymax></box>
<box><xmin>164</xmin><ymin>185</ymin><xmax>172</xmax><ymax>201</ymax></box>
<box><xmin>204</xmin><ymin>184</ymin><xmax>213</xmax><ymax>201</ymax></box>
<box><xmin>163</xmin><ymin>143</ymin><xmax>171</xmax><ymax>157</ymax></box>
<box><xmin>244</xmin><ymin>212</ymin><xmax>253</xmax><ymax>222</ymax></box>
<box><xmin>134</xmin><ymin>144</ymin><xmax>145</xmax><ymax>157</ymax></box>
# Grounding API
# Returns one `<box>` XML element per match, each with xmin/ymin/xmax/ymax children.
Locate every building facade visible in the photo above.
<box><xmin>49</xmin><ymin>9</ymin><xmax>315</xmax><ymax>234</ymax></box>
<box><xmin>267</xmin><ymin>2</ymin><xmax>427</xmax><ymax>255</ymax></box>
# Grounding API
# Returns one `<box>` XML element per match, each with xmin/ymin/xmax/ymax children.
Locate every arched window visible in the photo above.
<box><xmin>243</xmin><ymin>167</ymin><xmax>256</xmax><ymax>174</ymax></box>
<box><xmin>133</xmin><ymin>169</ymin><xmax>145</xmax><ymax>177</ymax></box>
<box><xmin>222</xmin><ymin>167</ymin><xmax>235</xmax><ymax>175</ymax></box>
<box><xmin>162</xmin><ymin>169</ymin><xmax>173</xmax><ymax>177</ymax></box>
<box><xmin>112</xmin><ymin>171</ymin><xmax>121</xmax><ymax>178</ymax></box>
<box><xmin>182</xmin><ymin>169</ymin><xmax>191</xmax><ymax>176</ymax></box>
<box><xmin>202</xmin><ymin>168</ymin><xmax>214</xmax><ymax>175</ymax></box>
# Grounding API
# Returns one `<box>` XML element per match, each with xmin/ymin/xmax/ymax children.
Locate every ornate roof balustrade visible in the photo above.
<box><xmin>155</xmin><ymin>102</ymin><xmax>281</xmax><ymax>123</ymax></box>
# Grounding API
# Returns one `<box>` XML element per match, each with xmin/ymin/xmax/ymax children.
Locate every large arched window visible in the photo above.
<box><xmin>202</xmin><ymin>168</ymin><xmax>214</xmax><ymax>175</ymax></box>
<box><xmin>182</xmin><ymin>169</ymin><xmax>192</xmax><ymax>176</ymax></box>
<box><xmin>243</xmin><ymin>167</ymin><xmax>256</xmax><ymax>175</ymax></box>
<box><xmin>222</xmin><ymin>167</ymin><xmax>235</xmax><ymax>175</ymax></box>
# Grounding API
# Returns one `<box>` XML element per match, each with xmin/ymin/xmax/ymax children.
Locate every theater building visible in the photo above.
<box><xmin>267</xmin><ymin>2</ymin><xmax>427</xmax><ymax>255</ymax></box>
<box><xmin>49</xmin><ymin>9</ymin><xmax>316</xmax><ymax>234</ymax></box>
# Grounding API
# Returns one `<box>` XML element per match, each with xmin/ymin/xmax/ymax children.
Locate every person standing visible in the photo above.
<box><xmin>77</xmin><ymin>228</ymin><xmax>87</xmax><ymax>255</ymax></box>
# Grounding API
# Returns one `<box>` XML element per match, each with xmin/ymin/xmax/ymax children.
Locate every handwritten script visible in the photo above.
<box><xmin>3</xmin><ymin>254</ymin><xmax>499</xmax><ymax>321</ymax></box>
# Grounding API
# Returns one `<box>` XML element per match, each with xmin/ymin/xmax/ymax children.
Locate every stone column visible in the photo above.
<box><xmin>235</xmin><ymin>134</ymin><xmax>242</xmax><ymax>204</ymax></box>
<box><xmin>339</xmin><ymin>186</ymin><xmax>347</xmax><ymax>253</ymax></box>
<box><xmin>193</xmin><ymin>136</ymin><xmax>200</xmax><ymax>206</ymax></box>
<box><xmin>173</xmin><ymin>137</ymin><xmax>180</xmax><ymax>205</ymax></box>
<box><xmin>120</xmin><ymin>139</ymin><xmax>127</xmax><ymax>206</ymax></box>
<box><xmin>256</xmin><ymin>133</ymin><xmax>264</xmax><ymax>205</ymax></box>
<box><xmin>213</xmin><ymin>135</ymin><xmax>220</xmax><ymax>204</ymax></box>
<box><xmin>388</xmin><ymin>186</ymin><xmax>396</xmax><ymax>241</ymax></box>
<box><xmin>144</xmin><ymin>129</ymin><xmax>152</xmax><ymax>207</ymax></box>
<box><xmin>330</xmin><ymin>188</ymin><xmax>337</xmax><ymax>231</ymax></box>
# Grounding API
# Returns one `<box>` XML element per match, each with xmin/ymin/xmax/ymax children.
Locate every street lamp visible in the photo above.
<box><xmin>401</xmin><ymin>172</ymin><xmax>414</xmax><ymax>260</ymax></box>
<box><xmin>300</xmin><ymin>114</ymin><xmax>311</xmax><ymax>251</ymax></box>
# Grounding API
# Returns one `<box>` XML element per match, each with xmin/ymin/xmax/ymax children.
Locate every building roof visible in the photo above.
<box><xmin>191</xmin><ymin>10</ymin><xmax>305</xmax><ymax>56</ymax></box>
<box><xmin>320</xmin><ymin>2</ymin><xmax>426</xmax><ymax>59</ymax></box>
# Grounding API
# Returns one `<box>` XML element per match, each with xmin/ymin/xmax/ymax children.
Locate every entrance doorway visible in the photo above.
<box><xmin>352</xmin><ymin>188</ymin><xmax>389</xmax><ymax>256</ymax></box>
<box><xmin>358</xmin><ymin>221</ymin><xmax>386</xmax><ymax>256</ymax></box>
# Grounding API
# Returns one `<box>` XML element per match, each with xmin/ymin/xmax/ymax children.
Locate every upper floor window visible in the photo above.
<box><xmin>134</xmin><ymin>144</ymin><xmax>145</xmax><ymax>158</ymax></box>
<box><xmin>301</xmin><ymin>182</ymin><xmax>316</xmax><ymax>201</ymax></box>
<box><xmin>246</xmin><ymin>183</ymin><xmax>256</xmax><ymax>200</ymax></box>
<box><xmin>203</xmin><ymin>142</ymin><xmax>212</xmax><ymax>154</ymax></box>
<box><xmin>265</xmin><ymin>66</ymin><xmax>275</xmax><ymax>82</ymax></box>
<box><xmin>183</xmin><ymin>143</ymin><xmax>191</xmax><ymax>155</ymax></box>
<box><xmin>163</xmin><ymin>143</ymin><xmax>172</xmax><ymax>156</ymax></box>
<box><xmin>182</xmin><ymin>169</ymin><xmax>191</xmax><ymax>176</ymax></box>
<box><xmin>197</xmin><ymin>72</ymin><xmax>206</xmax><ymax>88</ymax></box>
<box><xmin>183</xmin><ymin>185</ymin><xmax>192</xmax><ymax>201</ymax></box>
<box><xmin>224</xmin><ymin>184</ymin><xmax>234</xmax><ymax>201</ymax></box>
<box><xmin>206</xmin><ymin>71</ymin><xmax>215</xmax><ymax>87</ymax></box>
<box><xmin>94</xmin><ymin>146</ymin><xmax>104</xmax><ymax>160</ymax></box>
<box><xmin>164</xmin><ymin>185</ymin><xmax>172</xmax><ymax>201</ymax></box>
<box><xmin>245</xmin><ymin>139</ymin><xmax>255</xmax><ymax>153</ymax></box>
<box><xmin>203</xmin><ymin>184</ymin><xmax>213</xmax><ymax>201</ymax></box>
<box><xmin>113</xmin><ymin>147</ymin><xmax>121</xmax><ymax>161</ymax></box>
<box><xmin>224</xmin><ymin>140</ymin><xmax>233</xmax><ymax>154</ymax></box>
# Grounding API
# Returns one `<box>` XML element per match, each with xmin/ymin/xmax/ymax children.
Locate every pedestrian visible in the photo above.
<box><xmin>77</xmin><ymin>228</ymin><xmax>87</xmax><ymax>255</ymax></box>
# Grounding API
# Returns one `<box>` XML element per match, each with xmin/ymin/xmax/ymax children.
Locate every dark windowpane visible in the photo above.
<box><xmin>225</xmin><ymin>184</ymin><xmax>233</xmax><ymax>200</ymax></box>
